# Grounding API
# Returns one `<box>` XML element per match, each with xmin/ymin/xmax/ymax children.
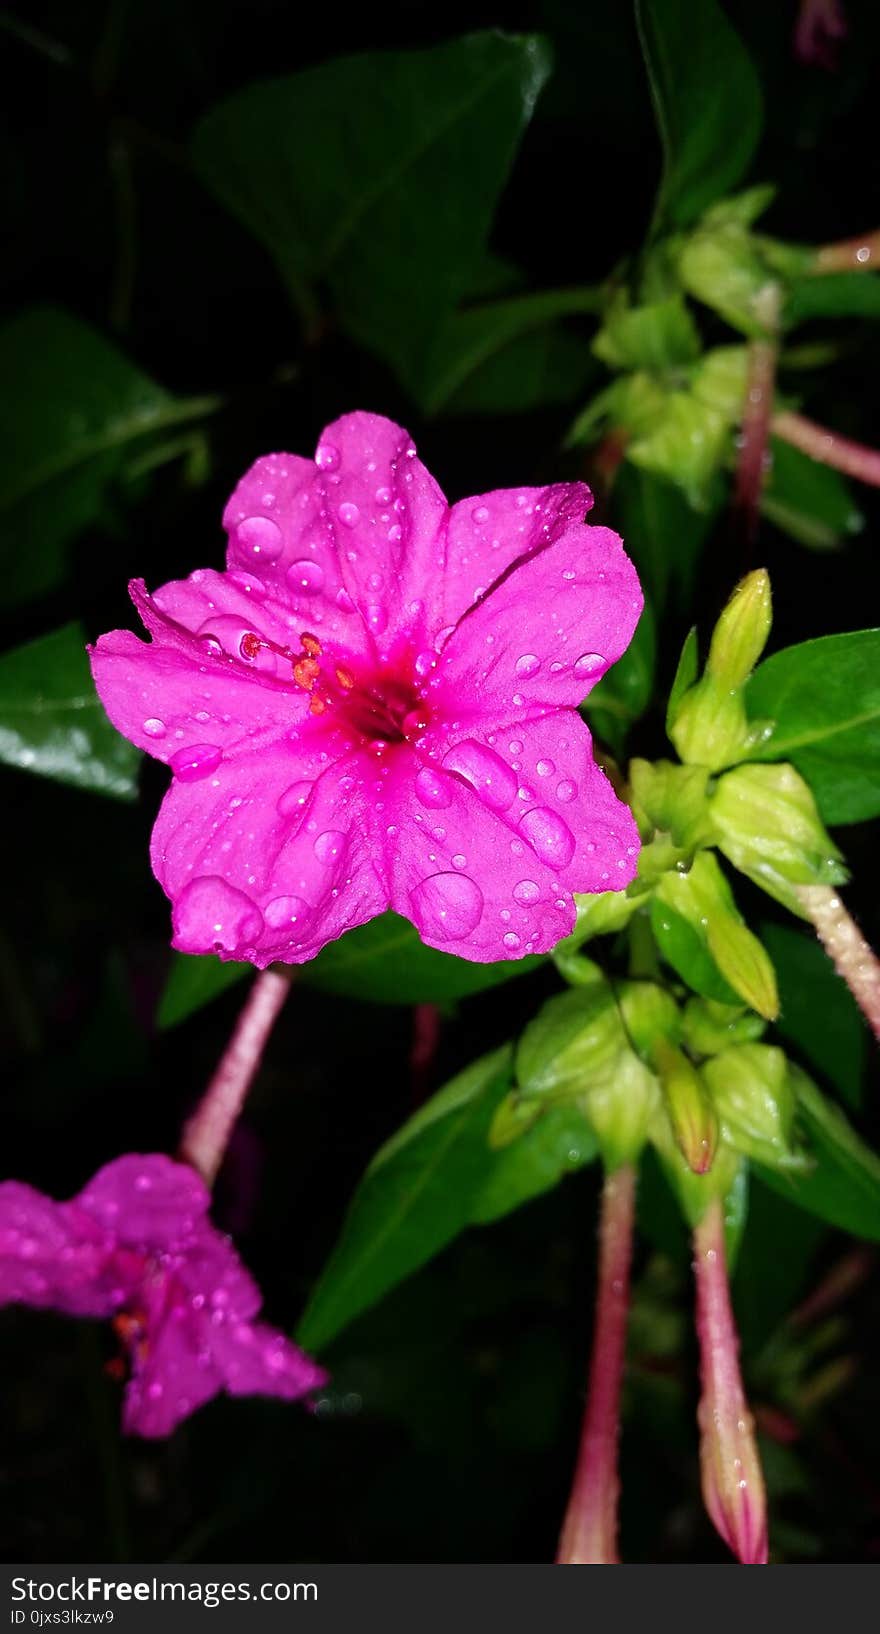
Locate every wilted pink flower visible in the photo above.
<box><xmin>693</xmin><ymin>1200</ymin><xmax>768</xmax><ymax>1564</ymax></box>
<box><xmin>90</xmin><ymin>413</ymin><xmax>641</xmax><ymax>967</ymax></box>
<box><xmin>794</xmin><ymin>0</ymin><xmax>847</xmax><ymax>69</ymax></box>
<box><xmin>0</xmin><ymin>1154</ymin><xmax>325</xmax><ymax>1437</ymax></box>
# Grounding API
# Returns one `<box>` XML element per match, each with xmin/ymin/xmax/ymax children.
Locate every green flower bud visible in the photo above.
<box><xmin>650</xmin><ymin>1112</ymin><xmax>743</xmax><ymax>1228</ymax></box>
<box><xmin>653</xmin><ymin>1039</ymin><xmax>719</xmax><ymax>1174</ymax></box>
<box><xmin>615</xmin><ymin>979</ymin><xmax>681</xmax><ymax>1061</ymax></box>
<box><xmin>706</xmin><ymin>570</ymin><xmax>773</xmax><ymax>690</ymax></box>
<box><xmin>710</xmin><ymin>762</ymin><xmax>848</xmax><ymax>915</ymax></box>
<box><xmin>682</xmin><ymin>997</ymin><xmax>767</xmax><ymax>1057</ymax></box>
<box><xmin>488</xmin><ymin>1089</ymin><xmax>543</xmax><ymax>1150</ymax></box>
<box><xmin>670</xmin><ymin>675</ymin><xmax>763</xmax><ymax>770</ymax></box>
<box><xmin>592</xmin><ymin>293</ymin><xmax>700</xmax><ymax>372</ymax></box>
<box><xmin>678</xmin><ymin>210</ymin><xmax>776</xmax><ymax>337</ymax></box>
<box><xmin>655</xmin><ymin>852</ymin><xmax>779</xmax><ymax>1020</ymax></box>
<box><xmin>515</xmin><ymin>984</ymin><xmax>658</xmax><ymax>1169</ymax></box>
<box><xmin>629</xmin><ymin>759</ymin><xmax>714</xmax><ymax>851</ymax></box>
<box><xmin>701</xmin><ymin>1044</ymin><xmax>804</xmax><ymax>1171</ymax></box>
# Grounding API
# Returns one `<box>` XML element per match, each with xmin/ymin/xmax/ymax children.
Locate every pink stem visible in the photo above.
<box><xmin>556</xmin><ymin>1163</ymin><xmax>636</xmax><ymax>1565</ymax></box>
<box><xmin>693</xmin><ymin>1199</ymin><xmax>768</xmax><ymax>1564</ymax></box>
<box><xmin>178</xmin><ymin>968</ymin><xmax>293</xmax><ymax>1186</ymax></box>
<box><xmin>797</xmin><ymin>885</ymin><xmax>880</xmax><ymax>1043</ymax></box>
<box><xmin>734</xmin><ymin>288</ymin><xmax>780</xmax><ymax>547</ymax></box>
<box><xmin>813</xmin><ymin>227</ymin><xmax>880</xmax><ymax>272</ymax></box>
<box><xmin>410</xmin><ymin>1002</ymin><xmax>442</xmax><ymax>1105</ymax></box>
<box><xmin>772</xmin><ymin>410</ymin><xmax>880</xmax><ymax>487</ymax></box>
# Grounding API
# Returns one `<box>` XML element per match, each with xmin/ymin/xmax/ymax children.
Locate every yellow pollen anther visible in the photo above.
<box><xmin>335</xmin><ymin>666</ymin><xmax>355</xmax><ymax>690</ymax></box>
<box><xmin>309</xmin><ymin>695</ymin><xmax>327</xmax><ymax>715</ymax></box>
<box><xmin>300</xmin><ymin>632</ymin><xmax>322</xmax><ymax>658</ymax></box>
<box><xmin>293</xmin><ymin>657</ymin><xmax>320</xmax><ymax>690</ymax></box>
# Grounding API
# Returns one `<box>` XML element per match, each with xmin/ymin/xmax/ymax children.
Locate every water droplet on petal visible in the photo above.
<box><xmin>143</xmin><ymin>718</ymin><xmax>166</xmax><ymax>738</ymax></box>
<box><xmin>338</xmin><ymin>502</ymin><xmax>360</xmax><ymax>528</ymax></box>
<box><xmin>265</xmin><ymin>894</ymin><xmax>311</xmax><ymax>929</ymax></box>
<box><xmin>169</xmin><ymin>744</ymin><xmax>222</xmax><ymax>782</ymax></box>
<box><xmin>503</xmin><ymin>931</ymin><xmax>521</xmax><ymax>950</ymax></box>
<box><xmin>573</xmin><ymin>652</ymin><xmax>604</xmax><ymax>678</ymax></box>
<box><xmin>277</xmin><ymin>781</ymin><xmax>313</xmax><ymax>819</ymax></box>
<box><xmin>536</xmin><ymin>759</ymin><xmax>555</xmax><ymax>777</ymax></box>
<box><xmin>441</xmin><ymin>740</ymin><xmax>517</xmax><ymax>812</ymax></box>
<box><xmin>314</xmin><ymin>829</ymin><xmax>345</xmax><ymax>864</ymax></box>
<box><xmin>366</xmin><ymin>603</ymin><xmax>388</xmax><ymax>634</ymax></box>
<box><xmin>472</xmin><ymin>505</ymin><xmax>490</xmax><ymax>524</ymax></box>
<box><xmin>515</xmin><ymin>653</ymin><xmax>541</xmax><ymax>679</ymax></box>
<box><xmin>520</xmin><ymin>806</ymin><xmax>576</xmax><ymax>868</ymax></box>
<box><xmin>174</xmin><ymin>877</ymin><xmax>264</xmax><ymax>954</ymax></box>
<box><xmin>556</xmin><ymin>780</ymin><xmax>576</xmax><ymax>803</ymax></box>
<box><xmin>287</xmin><ymin>558</ymin><xmax>325</xmax><ymax>595</ymax></box>
<box><xmin>375</xmin><ymin>485</ymin><xmax>392</xmax><ymax>504</ymax></box>
<box><xmin>513</xmin><ymin>879</ymin><xmax>540</xmax><ymax>904</ymax></box>
<box><xmin>315</xmin><ymin>442</ymin><xmax>339</xmax><ymax>471</ymax></box>
<box><xmin>410</xmin><ymin>872</ymin><xmax>483</xmax><ymax>941</ymax></box>
<box><xmin>414</xmin><ymin>650</ymin><xmax>437</xmax><ymax>678</ymax></box>
<box><xmin>452</xmin><ymin>853</ymin><xmax>467</xmax><ymax>869</ymax></box>
<box><xmin>415</xmin><ymin>766</ymin><xmax>452</xmax><ymax>809</ymax></box>
<box><xmin>235</xmin><ymin>515</ymin><xmax>283</xmax><ymax>561</ymax></box>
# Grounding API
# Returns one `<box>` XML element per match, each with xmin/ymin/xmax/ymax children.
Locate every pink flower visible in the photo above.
<box><xmin>0</xmin><ymin>1154</ymin><xmax>326</xmax><ymax>1437</ymax></box>
<box><xmin>90</xmin><ymin>413</ymin><xmax>642</xmax><ymax>967</ymax></box>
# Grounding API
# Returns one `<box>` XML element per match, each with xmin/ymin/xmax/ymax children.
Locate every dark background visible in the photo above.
<box><xmin>2</xmin><ymin>0</ymin><xmax>879</xmax><ymax>1563</ymax></box>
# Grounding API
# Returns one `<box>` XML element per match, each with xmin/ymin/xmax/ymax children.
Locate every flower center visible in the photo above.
<box><xmin>242</xmin><ymin>628</ymin><xmax>429</xmax><ymax>747</ymax></box>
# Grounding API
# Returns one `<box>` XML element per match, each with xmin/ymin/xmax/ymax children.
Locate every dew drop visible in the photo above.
<box><xmin>515</xmin><ymin>653</ymin><xmax>541</xmax><ymax>679</ymax></box>
<box><xmin>287</xmin><ymin>558</ymin><xmax>325</xmax><ymax>595</ymax></box>
<box><xmin>264</xmin><ymin>894</ymin><xmax>310</xmax><ymax>929</ymax></box>
<box><xmin>414</xmin><ymin>649</ymin><xmax>438</xmax><ymax>678</ymax></box>
<box><xmin>573</xmin><ymin>652</ymin><xmax>604</xmax><ymax>678</ymax></box>
<box><xmin>513</xmin><ymin>879</ymin><xmax>540</xmax><ymax>904</ymax></box>
<box><xmin>277</xmin><ymin>781</ymin><xmax>313</xmax><ymax>818</ymax></box>
<box><xmin>410</xmin><ymin>871</ymin><xmax>483</xmax><ymax>941</ymax></box>
<box><xmin>441</xmin><ymin>740</ymin><xmax>517</xmax><ymax>812</ymax></box>
<box><xmin>472</xmin><ymin>505</ymin><xmax>490</xmax><ymax>524</ymax></box>
<box><xmin>415</xmin><ymin>766</ymin><xmax>452</xmax><ymax>809</ymax></box>
<box><xmin>169</xmin><ymin>743</ymin><xmax>222</xmax><ymax>782</ymax></box>
<box><xmin>314</xmin><ymin>829</ymin><xmax>345</xmax><ymax>864</ymax></box>
<box><xmin>536</xmin><ymin>758</ymin><xmax>555</xmax><ymax>778</ymax></box>
<box><xmin>387</xmin><ymin>523</ymin><xmax>402</xmax><ymax>543</ymax></box>
<box><xmin>452</xmin><ymin>853</ymin><xmax>467</xmax><ymax>869</ymax></box>
<box><xmin>503</xmin><ymin>931</ymin><xmax>521</xmax><ymax>950</ymax></box>
<box><xmin>335</xmin><ymin>587</ymin><xmax>356</xmax><ymax>613</ymax></box>
<box><xmin>556</xmin><ymin>779</ymin><xmax>576</xmax><ymax>803</ymax></box>
<box><xmin>508</xmin><ymin>740</ymin><xmax>523</xmax><ymax>755</ymax></box>
<box><xmin>235</xmin><ymin>514</ymin><xmax>283</xmax><ymax>562</ymax></box>
<box><xmin>174</xmin><ymin>877</ymin><xmax>263</xmax><ymax>954</ymax></box>
<box><xmin>338</xmin><ymin>502</ymin><xmax>360</xmax><ymax>528</ymax></box>
<box><xmin>366</xmin><ymin>603</ymin><xmax>388</xmax><ymax>634</ymax></box>
<box><xmin>315</xmin><ymin>442</ymin><xmax>340</xmax><ymax>471</ymax></box>
<box><xmin>520</xmin><ymin>806</ymin><xmax>576</xmax><ymax>868</ymax></box>
<box><xmin>375</xmin><ymin>485</ymin><xmax>392</xmax><ymax>504</ymax></box>
<box><xmin>143</xmin><ymin>718</ymin><xmax>166</xmax><ymax>739</ymax></box>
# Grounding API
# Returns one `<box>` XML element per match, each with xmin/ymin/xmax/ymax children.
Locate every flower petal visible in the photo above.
<box><xmin>435</xmin><ymin>523</ymin><xmax>643</xmax><ymax>714</ymax></box>
<box><xmin>385</xmin><ymin>713</ymin><xmax>637</xmax><ymax>960</ymax></box>
<box><xmin>209</xmin><ymin>1317</ymin><xmax>327</xmax><ymax>1402</ymax></box>
<box><xmin>77</xmin><ymin>1155</ymin><xmax>210</xmax><ymax>1250</ymax></box>
<box><xmin>224</xmin><ymin>412</ymin><xmax>448</xmax><ymax>647</ymax></box>
<box><xmin>123</xmin><ymin>1301</ymin><xmax>221</xmax><ymax>1438</ymax></box>
<box><xmin>152</xmin><ymin>740</ymin><xmax>386</xmax><ymax>966</ymax></box>
<box><xmin>441</xmin><ymin>481</ymin><xmax>593</xmax><ymax>630</ymax></box>
<box><xmin>0</xmin><ymin>1182</ymin><xmax>117</xmax><ymax>1316</ymax></box>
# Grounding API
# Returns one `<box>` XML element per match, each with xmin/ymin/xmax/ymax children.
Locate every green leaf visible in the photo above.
<box><xmin>745</xmin><ymin>630</ymin><xmax>880</xmax><ymax>824</ymax></box>
<box><xmin>612</xmin><ymin>467</ymin><xmax>717</xmax><ymax>613</ymax></box>
<box><xmin>650</xmin><ymin>896</ymin><xmax>740</xmax><ymax>1005</ymax></box>
<box><xmin>472</xmin><ymin>1103</ymin><xmax>598</xmax><ymax>1223</ymax></box>
<box><xmin>761</xmin><ymin>437</ymin><xmax>863</xmax><ymax>551</ymax></box>
<box><xmin>297</xmin><ymin>1046</ymin><xmax>514</xmax><ymax>1350</ymax></box>
<box><xmin>757</xmin><ymin>1068</ymin><xmax>880</xmax><ymax>1240</ymax></box>
<box><xmin>592</xmin><ymin>293</ymin><xmax>700</xmax><ymax>371</ymax></box>
<box><xmin>0</xmin><ymin>307</ymin><xmax>216</xmax><ymax>607</ymax></box>
<box><xmin>422</xmin><ymin>286</ymin><xmax>602</xmax><ymax>413</ymax></box>
<box><xmin>192</xmin><ymin>33</ymin><xmax>552</xmax><ymax>395</ymax></box>
<box><xmin>784</xmin><ymin>272</ymin><xmax>880</xmax><ymax>327</ymax></box>
<box><xmin>761</xmin><ymin>922</ymin><xmax>865</xmax><ymax>1110</ymax></box>
<box><xmin>636</xmin><ymin>0</ymin><xmax>763</xmax><ymax>230</ymax></box>
<box><xmin>587</xmin><ymin>601</ymin><xmax>657</xmax><ymax>755</ymax></box>
<box><xmin>666</xmin><ymin>627</ymin><xmax>699</xmax><ymax>732</ymax></box>
<box><xmin>0</xmin><ymin>622</ymin><xmax>140</xmax><ymax>799</ymax></box>
<box><xmin>440</xmin><ymin>324</ymin><xmax>597</xmax><ymax>416</ymax></box>
<box><xmin>158</xmin><ymin>912</ymin><xmax>544</xmax><ymax>1027</ymax></box>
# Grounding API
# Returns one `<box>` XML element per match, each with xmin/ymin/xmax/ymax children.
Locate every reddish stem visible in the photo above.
<box><xmin>772</xmin><ymin>410</ymin><xmax>880</xmax><ymax>488</ymax></box>
<box><xmin>813</xmin><ymin>227</ymin><xmax>880</xmax><ymax>273</ymax></box>
<box><xmin>410</xmin><ymin>1002</ymin><xmax>442</xmax><ymax>1105</ymax></box>
<box><xmin>693</xmin><ymin>1199</ymin><xmax>768</xmax><ymax>1565</ymax></box>
<box><xmin>796</xmin><ymin>885</ymin><xmax>880</xmax><ymax>1043</ymax></box>
<box><xmin>556</xmin><ymin>1163</ymin><xmax>636</xmax><ymax>1565</ymax></box>
<box><xmin>178</xmin><ymin>968</ymin><xmax>293</xmax><ymax>1186</ymax></box>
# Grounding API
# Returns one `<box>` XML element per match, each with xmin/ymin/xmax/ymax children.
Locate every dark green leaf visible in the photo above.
<box><xmin>159</xmin><ymin>912</ymin><xmax>544</xmax><ymax>1027</ymax></box>
<box><xmin>745</xmin><ymin>630</ymin><xmax>880</xmax><ymax>824</ymax></box>
<box><xmin>761</xmin><ymin>437</ymin><xmax>863</xmax><ymax>551</ymax></box>
<box><xmin>422</xmin><ymin>286</ymin><xmax>602</xmax><ymax>413</ymax></box>
<box><xmin>761</xmin><ymin>921</ymin><xmax>865</xmax><ymax>1109</ymax></box>
<box><xmin>193</xmin><ymin>34</ymin><xmax>552</xmax><ymax>394</ymax></box>
<box><xmin>636</xmin><ymin>0</ymin><xmax>763</xmax><ymax>229</ymax></box>
<box><xmin>613</xmin><ymin>466</ymin><xmax>716</xmax><ymax>613</ymax></box>
<box><xmin>587</xmin><ymin>601</ymin><xmax>657</xmax><ymax>756</ymax></box>
<box><xmin>0</xmin><ymin>307</ymin><xmax>216</xmax><ymax>606</ymax></box>
<box><xmin>0</xmin><ymin>622</ymin><xmax>140</xmax><ymax>799</ymax></box>
<box><xmin>757</xmin><ymin>1068</ymin><xmax>880</xmax><ymax>1241</ymax></box>
<box><xmin>297</xmin><ymin>1046</ymin><xmax>514</xmax><ymax>1350</ymax></box>
<box><xmin>441</xmin><ymin>324</ymin><xmax>597</xmax><ymax>417</ymax></box>
<box><xmin>784</xmin><ymin>272</ymin><xmax>880</xmax><ymax>327</ymax></box>
<box><xmin>666</xmin><ymin>625</ymin><xmax>698</xmax><ymax>732</ymax></box>
<box><xmin>471</xmin><ymin>1103</ymin><xmax>598</xmax><ymax>1223</ymax></box>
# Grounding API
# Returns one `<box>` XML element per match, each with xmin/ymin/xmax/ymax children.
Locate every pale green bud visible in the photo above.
<box><xmin>706</xmin><ymin>570</ymin><xmax>773</xmax><ymax>690</ymax></box>
<box><xmin>669</xmin><ymin>674</ymin><xmax>757</xmax><ymax>770</ymax></box>
<box><xmin>650</xmin><ymin>1112</ymin><xmax>743</xmax><ymax>1228</ymax></box>
<box><xmin>682</xmin><ymin>997</ymin><xmax>767</xmax><ymax>1057</ymax></box>
<box><xmin>653</xmin><ymin>1039</ymin><xmax>719</xmax><ymax>1174</ymax></box>
<box><xmin>701</xmin><ymin>1044</ymin><xmax>804</xmax><ymax>1171</ymax></box>
<box><xmin>615</xmin><ymin>979</ymin><xmax>681</xmax><ymax>1060</ymax></box>
<box><xmin>629</xmin><ymin>758</ymin><xmax>714</xmax><ymax>850</ymax></box>
<box><xmin>655</xmin><ymin>852</ymin><xmax>779</xmax><ymax>1020</ymax></box>
<box><xmin>710</xmin><ymin>762</ymin><xmax>848</xmax><ymax>915</ymax></box>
